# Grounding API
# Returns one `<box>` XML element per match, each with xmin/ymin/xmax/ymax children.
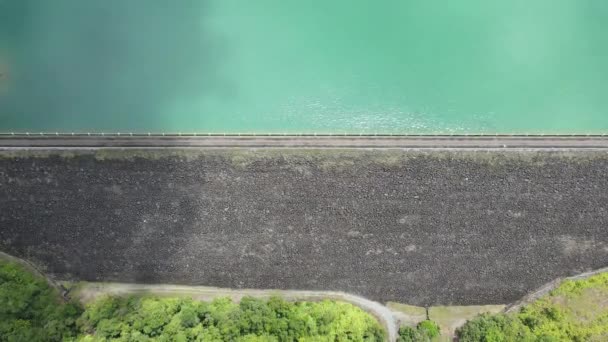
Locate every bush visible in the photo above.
<box><xmin>398</xmin><ymin>320</ymin><xmax>440</xmax><ymax>342</ymax></box>
<box><xmin>416</xmin><ymin>320</ymin><xmax>440</xmax><ymax>339</ymax></box>
<box><xmin>456</xmin><ymin>313</ymin><xmax>534</xmax><ymax>342</ymax></box>
<box><xmin>398</xmin><ymin>326</ymin><xmax>424</xmax><ymax>342</ymax></box>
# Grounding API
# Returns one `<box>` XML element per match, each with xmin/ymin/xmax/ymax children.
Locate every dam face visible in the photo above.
<box><xmin>1</xmin><ymin>148</ymin><xmax>607</xmax><ymax>306</ymax></box>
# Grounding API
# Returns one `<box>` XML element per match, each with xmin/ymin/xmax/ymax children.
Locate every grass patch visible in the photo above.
<box><xmin>387</xmin><ymin>302</ymin><xmax>427</xmax><ymax>318</ymax></box>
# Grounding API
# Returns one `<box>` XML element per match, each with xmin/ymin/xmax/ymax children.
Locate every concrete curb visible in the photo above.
<box><xmin>1</xmin><ymin>135</ymin><xmax>608</xmax><ymax>149</ymax></box>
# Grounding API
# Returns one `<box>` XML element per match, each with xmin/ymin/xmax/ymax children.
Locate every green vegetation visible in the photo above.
<box><xmin>7</xmin><ymin>253</ymin><xmax>608</xmax><ymax>342</ymax></box>
<box><xmin>0</xmin><ymin>262</ymin><xmax>81</xmax><ymax>341</ymax></box>
<box><xmin>397</xmin><ymin>320</ymin><xmax>440</xmax><ymax>342</ymax></box>
<box><xmin>76</xmin><ymin>295</ymin><xmax>385</xmax><ymax>341</ymax></box>
<box><xmin>0</xmin><ymin>260</ymin><xmax>384</xmax><ymax>341</ymax></box>
<box><xmin>456</xmin><ymin>314</ymin><xmax>534</xmax><ymax>342</ymax></box>
<box><xmin>457</xmin><ymin>272</ymin><xmax>608</xmax><ymax>341</ymax></box>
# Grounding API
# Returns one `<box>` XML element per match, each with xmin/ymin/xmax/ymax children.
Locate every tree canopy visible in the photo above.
<box><xmin>0</xmin><ymin>260</ymin><xmax>384</xmax><ymax>342</ymax></box>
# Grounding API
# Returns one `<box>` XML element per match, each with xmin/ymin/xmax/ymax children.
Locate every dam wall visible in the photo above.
<box><xmin>1</xmin><ymin>147</ymin><xmax>607</xmax><ymax>306</ymax></box>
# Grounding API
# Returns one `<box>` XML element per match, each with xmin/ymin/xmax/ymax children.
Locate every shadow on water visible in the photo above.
<box><xmin>0</xmin><ymin>0</ymin><xmax>227</xmax><ymax>132</ymax></box>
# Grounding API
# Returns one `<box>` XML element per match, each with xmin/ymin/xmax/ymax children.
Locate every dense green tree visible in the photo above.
<box><xmin>0</xmin><ymin>261</ymin><xmax>82</xmax><ymax>342</ymax></box>
<box><xmin>74</xmin><ymin>295</ymin><xmax>385</xmax><ymax>341</ymax></box>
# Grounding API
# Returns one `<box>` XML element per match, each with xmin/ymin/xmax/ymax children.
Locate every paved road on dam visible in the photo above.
<box><xmin>1</xmin><ymin>135</ymin><xmax>608</xmax><ymax>149</ymax></box>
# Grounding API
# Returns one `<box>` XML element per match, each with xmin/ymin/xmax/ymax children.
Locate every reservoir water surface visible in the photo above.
<box><xmin>1</xmin><ymin>0</ymin><xmax>607</xmax><ymax>134</ymax></box>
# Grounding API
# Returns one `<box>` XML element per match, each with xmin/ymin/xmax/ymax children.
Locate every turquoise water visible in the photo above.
<box><xmin>1</xmin><ymin>0</ymin><xmax>607</xmax><ymax>134</ymax></box>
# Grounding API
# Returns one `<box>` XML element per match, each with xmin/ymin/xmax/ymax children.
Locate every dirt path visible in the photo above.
<box><xmin>73</xmin><ymin>282</ymin><xmax>398</xmax><ymax>342</ymax></box>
